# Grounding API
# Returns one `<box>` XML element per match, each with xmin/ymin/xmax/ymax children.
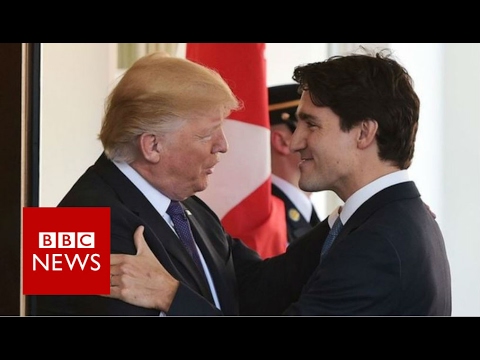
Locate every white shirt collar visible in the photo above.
<box><xmin>329</xmin><ymin>170</ymin><xmax>410</xmax><ymax>227</ymax></box>
<box><xmin>112</xmin><ymin>160</ymin><xmax>170</xmax><ymax>217</ymax></box>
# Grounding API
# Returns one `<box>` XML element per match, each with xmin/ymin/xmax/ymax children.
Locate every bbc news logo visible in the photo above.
<box><xmin>23</xmin><ymin>207</ymin><xmax>110</xmax><ymax>295</ymax></box>
<box><xmin>35</xmin><ymin>232</ymin><xmax>100</xmax><ymax>271</ymax></box>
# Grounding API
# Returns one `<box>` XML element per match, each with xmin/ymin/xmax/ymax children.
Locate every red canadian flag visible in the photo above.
<box><xmin>186</xmin><ymin>43</ymin><xmax>287</xmax><ymax>258</ymax></box>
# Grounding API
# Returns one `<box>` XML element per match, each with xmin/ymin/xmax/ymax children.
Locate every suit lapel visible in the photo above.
<box><xmin>332</xmin><ymin>181</ymin><xmax>420</xmax><ymax>251</ymax></box>
<box><xmin>186</xmin><ymin>209</ymin><xmax>233</xmax><ymax>310</ymax></box>
<box><xmin>93</xmin><ymin>153</ymin><xmax>215</xmax><ymax>302</ymax></box>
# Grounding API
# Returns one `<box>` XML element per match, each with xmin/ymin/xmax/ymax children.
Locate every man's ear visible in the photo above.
<box><xmin>139</xmin><ymin>133</ymin><xmax>160</xmax><ymax>163</ymax></box>
<box><xmin>271</xmin><ymin>128</ymin><xmax>292</xmax><ymax>155</ymax></box>
<box><xmin>357</xmin><ymin>119</ymin><xmax>378</xmax><ymax>150</ymax></box>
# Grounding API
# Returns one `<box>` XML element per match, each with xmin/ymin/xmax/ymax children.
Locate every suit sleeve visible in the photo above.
<box><xmin>166</xmin><ymin>283</ymin><xmax>223</xmax><ymax>315</ymax></box>
<box><xmin>234</xmin><ymin>219</ymin><xmax>329</xmax><ymax>315</ymax></box>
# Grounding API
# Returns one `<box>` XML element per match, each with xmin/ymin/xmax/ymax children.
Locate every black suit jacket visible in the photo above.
<box><xmin>34</xmin><ymin>153</ymin><xmax>326</xmax><ymax>316</ymax></box>
<box><xmin>283</xmin><ymin>181</ymin><xmax>452</xmax><ymax>316</ymax></box>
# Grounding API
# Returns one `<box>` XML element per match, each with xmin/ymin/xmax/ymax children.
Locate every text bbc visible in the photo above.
<box><xmin>34</xmin><ymin>232</ymin><xmax>100</xmax><ymax>271</ymax></box>
<box><xmin>39</xmin><ymin>232</ymin><xmax>95</xmax><ymax>248</ymax></box>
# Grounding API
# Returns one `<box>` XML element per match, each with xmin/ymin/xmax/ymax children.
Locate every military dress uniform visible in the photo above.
<box><xmin>272</xmin><ymin>182</ymin><xmax>320</xmax><ymax>244</ymax></box>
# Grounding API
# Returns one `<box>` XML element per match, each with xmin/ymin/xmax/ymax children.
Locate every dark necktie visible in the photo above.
<box><xmin>167</xmin><ymin>201</ymin><xmax>205</xmax><ymax>274</ymax></box>
<box><xmin>309</xmin><ymin>206</ymin><xmax>320</xmax><ymax>227</ymax></box>
<box><xmin>320</xmin><ymin>216</ymin><xmax>343</xmax><ymax>263</ymax></box>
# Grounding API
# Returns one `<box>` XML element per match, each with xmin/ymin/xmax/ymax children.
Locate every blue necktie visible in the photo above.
<box><xmin>320</xmin><ymin>216</ymin><xmax>343</xmax><ymax>262</ymax></box>
<box><xmin>167</xmin><ymin>201</ymin><xmax>205</xmax><ymax>273</ymax></box>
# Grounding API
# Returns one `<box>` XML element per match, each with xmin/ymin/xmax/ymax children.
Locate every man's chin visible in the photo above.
<box><xmin>195</xmin><ymin>181</ymin><xmax>209</xmax><ymax>193</ymax></box>
<box><xmin>299</xmin><ymin>179</ymin><xmax>316</xmax><ymax>193</ymax></box>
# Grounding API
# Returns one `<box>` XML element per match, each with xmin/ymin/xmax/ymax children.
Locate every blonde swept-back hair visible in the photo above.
<box><xmin>99</xmin><ymin>51</ymin><xmax>241</xmax><ymax>162</ymax></box>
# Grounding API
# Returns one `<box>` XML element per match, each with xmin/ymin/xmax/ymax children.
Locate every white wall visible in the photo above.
<box><xmin>442</xmin><ymin>43</ymin><xmax>480</xmax><ymax>316</ymax></box>
<box><xmin>389</xmin><ymin>43</ymin><xmax>480</xmax><ymax>316</ymax></box>
<box><xmin>39</xmin><ymin>43</ymin><xmax>113</xmax><ymax>206</ymax></box>
<box><xmin>265</xmin><ymin>43</ymin><xmax>327</xmax><ymax>86</ymax></box>
<box><xmin>38</xmin><ymin>43</ymin><xmax>480</xmax><ymax>316</ymax></box>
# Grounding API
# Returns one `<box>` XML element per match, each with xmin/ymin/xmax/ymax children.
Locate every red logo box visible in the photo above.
<box><xmin>23</xmin><ymin>207</ymin><xmax>110</xmax><ymax>295</ymax></box>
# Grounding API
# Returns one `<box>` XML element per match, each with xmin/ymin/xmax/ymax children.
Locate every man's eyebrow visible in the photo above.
<box><xmin>296</xmin><ymin>111</ymin><xmax>316</xmax><ymax>121</ymax></box>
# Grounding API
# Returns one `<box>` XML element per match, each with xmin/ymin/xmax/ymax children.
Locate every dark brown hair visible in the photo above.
<box><xmin>292</xmin><ymin>47</ymin><xmax>420</xmax><ymax>169</ymax></box>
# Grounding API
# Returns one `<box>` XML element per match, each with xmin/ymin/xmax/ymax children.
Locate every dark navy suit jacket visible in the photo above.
<box><xmin>283</xmin><ymin>182</ymin><xmax>452</xmax><ymax>316</ymax></box>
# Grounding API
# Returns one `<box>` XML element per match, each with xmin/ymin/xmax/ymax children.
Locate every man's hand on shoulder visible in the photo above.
<box><xmin>103</xmin><ymin>225</ymin><xmax>179</xmax><ymax>312</ymax></box>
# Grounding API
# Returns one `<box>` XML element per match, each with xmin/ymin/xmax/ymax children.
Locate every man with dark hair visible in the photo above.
<box><xmin>283</xmin><ymin>48</ymin><xmax>451</xmax><ymax>315</ymax></box>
